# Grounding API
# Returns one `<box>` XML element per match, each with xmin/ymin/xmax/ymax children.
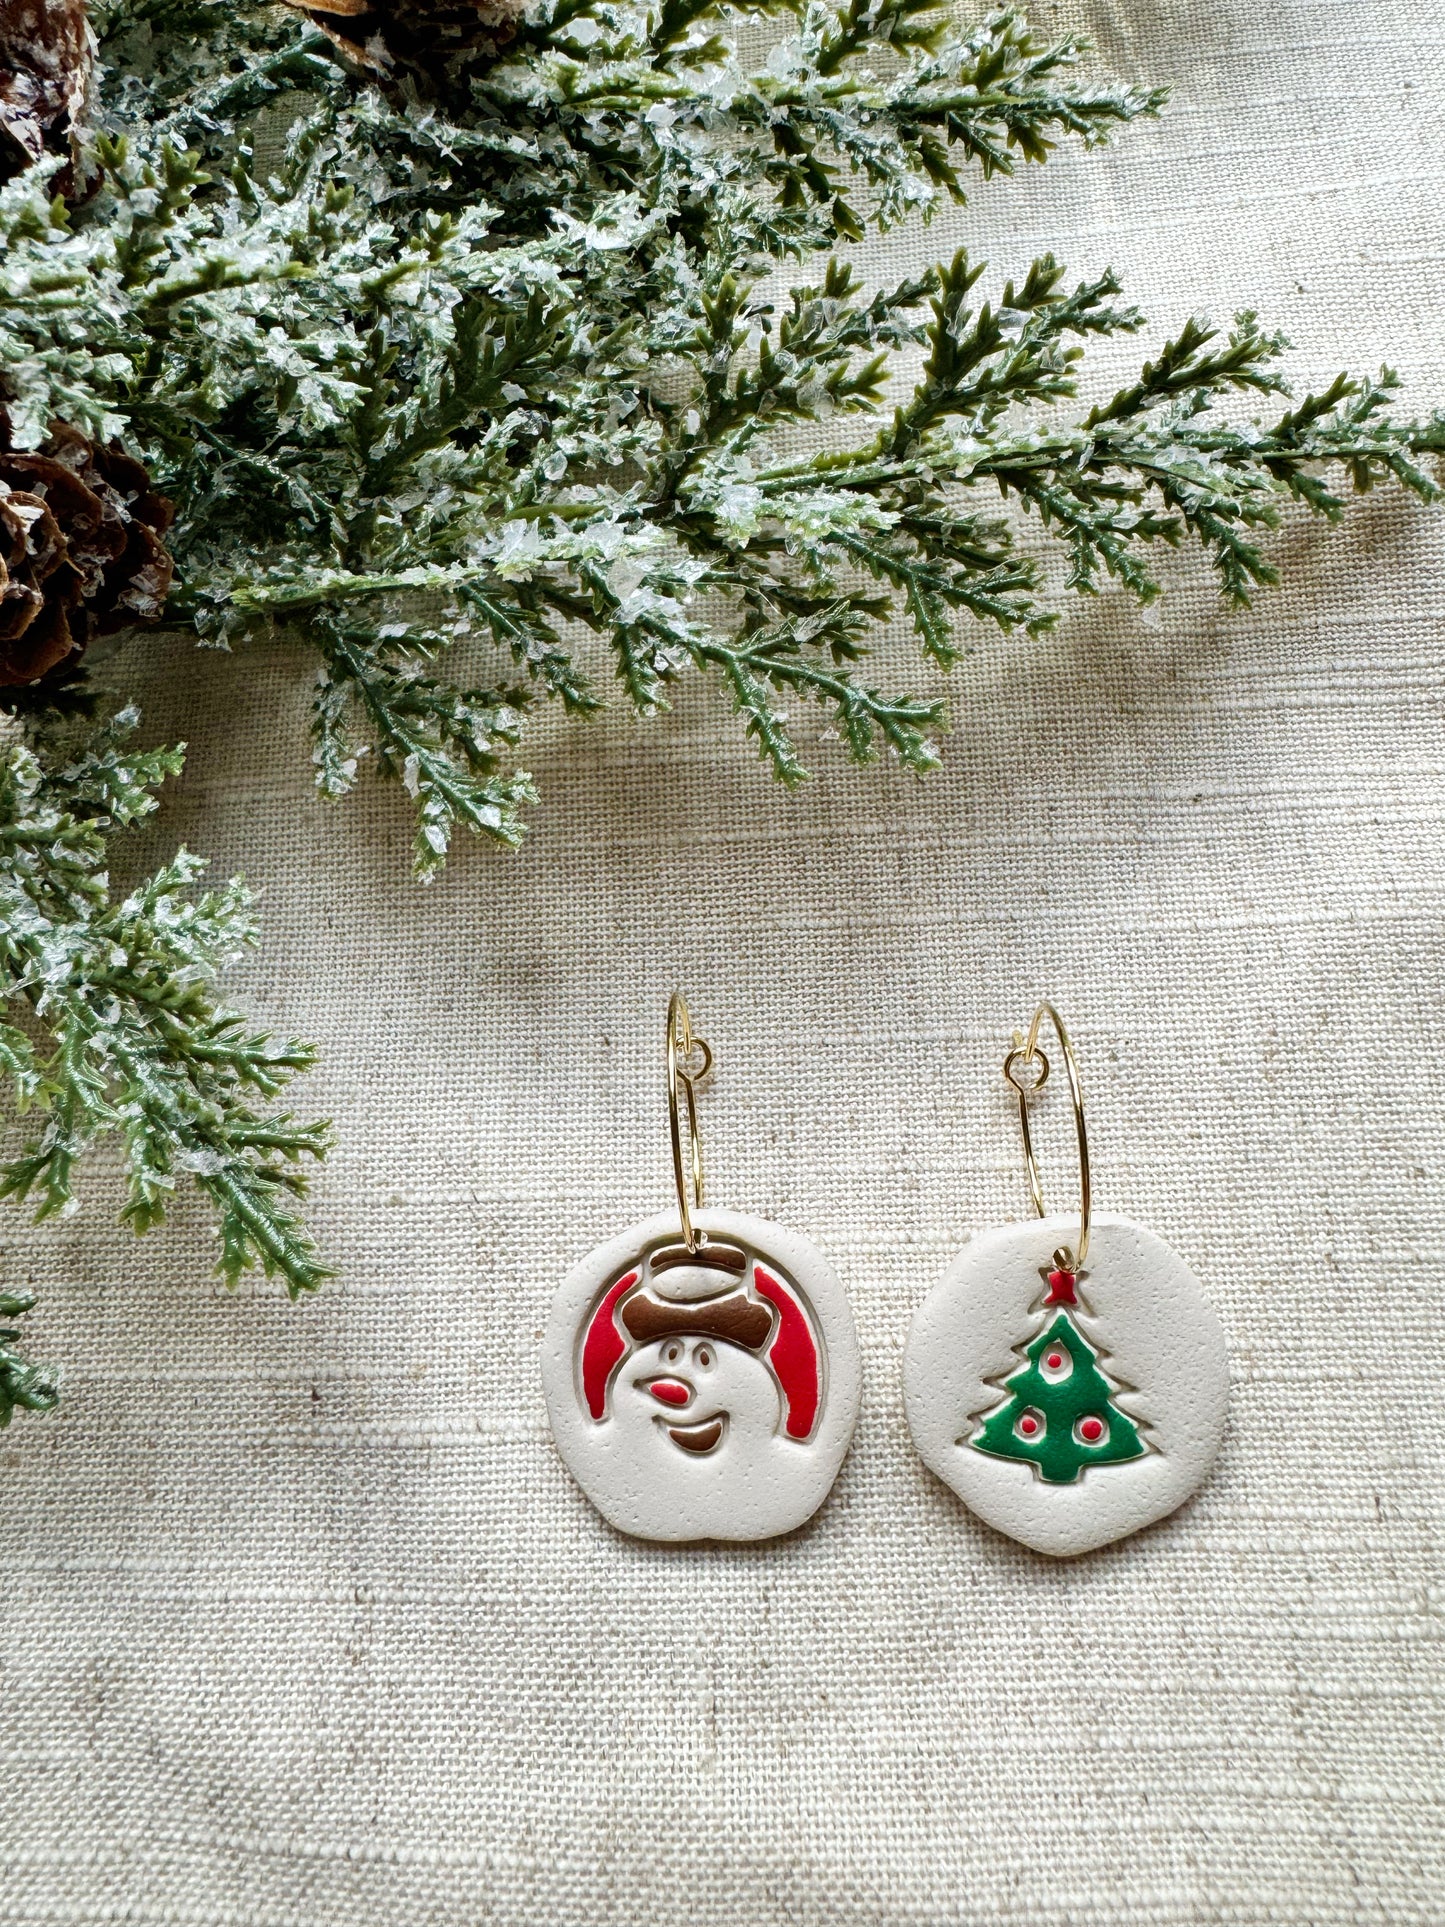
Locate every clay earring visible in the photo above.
<box><xmin>542</xmin><ymin>993</ymin><xmax>861</xmax><ymax>1544</ymax></box>
<box><xmin>903</xmin><ymin>1002</ymin><xmax>1227</xmax><ymax>1557</ymax></box>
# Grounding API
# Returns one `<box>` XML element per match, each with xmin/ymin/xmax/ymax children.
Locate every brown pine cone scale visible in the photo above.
<box><xmin>283</xmin><ymin>0</ymin><xmax>529</xmax><ymax>73</ymax></box>
<box><xmin>0</xmin><ymin>420</ymin><xmax>175</xmax><ymax>688</ymax></box>
<box><xmin>0</xmin><ymin>0</ymin><xmax>94</xmax><ymax>195</ymax></box>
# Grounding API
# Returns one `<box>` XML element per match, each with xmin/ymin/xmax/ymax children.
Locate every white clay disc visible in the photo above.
<box><xmin>903</xmin><ymin>1212</ymin><xmax>1227</xmax><ymax>1557</ymax></box>
<box><xmin>543</xmin><ymin>1208</ymin><xmax>861</xmax><ymax>1543</ymax></box>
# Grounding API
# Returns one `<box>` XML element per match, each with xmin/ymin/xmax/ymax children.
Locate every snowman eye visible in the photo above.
<box><xmin>694</xmin><ymin>1344</ymin><xmax>714</xmax><ymax>1371</ymax></box>
<box><xmin>663</xmin><ymin>1341</ymin><xmax>683</xmax><ymax>1365</ymax></box>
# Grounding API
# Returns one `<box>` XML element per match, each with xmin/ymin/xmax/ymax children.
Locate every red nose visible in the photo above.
<box><xmin>648</xmin><ymin>1378</ymin><xmax>691</xmax><ymax>1407</ymax></box>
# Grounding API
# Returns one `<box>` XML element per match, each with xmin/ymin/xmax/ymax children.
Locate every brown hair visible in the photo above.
<box><xmin>648</xmin><ymin>1242</ymin><xmax>746</xmax><ymax>1277</ymax></box>
<box><xmin>620</xmin><ymin>1287</ymin><xmax>774</xmax><ymax>1351</ymax></box>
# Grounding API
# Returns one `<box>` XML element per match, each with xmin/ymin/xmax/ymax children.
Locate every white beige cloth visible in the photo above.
<box><xmin>6</xmin><ymin>1</ymin><xmax>1444</xmax><ymax>1918</ymax></box>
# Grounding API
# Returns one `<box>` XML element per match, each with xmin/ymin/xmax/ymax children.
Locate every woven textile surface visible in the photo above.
<box><xmin>5</xmin><ymin>1</ymin><xmax>1445</xmax><ymax>1920</ymax></box>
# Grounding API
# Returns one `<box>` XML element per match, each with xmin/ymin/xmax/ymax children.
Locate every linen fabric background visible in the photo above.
<box><xmin>5</xmin><ymin>1</ymin><xmax>1445</xmax><ymax>1920</ymax></box>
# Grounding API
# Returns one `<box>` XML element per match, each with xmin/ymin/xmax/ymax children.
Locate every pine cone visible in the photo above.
<box><xmin>0</xmin><ymin>0</ymin><xmax>94</xmax><ymax>195</ymax></box>
<box><xmin>282</xmin><ymin>0</ymin><xmax>529</xmax><ymax>74</ymax></box>
<box><xmin>0</xmin><ymin>420</ymin><xmax>175</xmax><ymax>688</ymax></box>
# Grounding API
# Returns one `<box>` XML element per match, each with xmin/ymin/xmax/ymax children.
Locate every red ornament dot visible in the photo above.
<box><xmin>1080</xmin><ymin>1417</ymin><xmax>1104</xmax><ymax>1443</ymax></box>
<box><xmin>1046</xmin><ymin>1352</ymin><xmax>1064</xmax><ymax>1370</ymax></box>
<box><xmin>1019</xmin><ymin>1415</ymin><xmax>1039</xmax><ymax>1436</ymax></box>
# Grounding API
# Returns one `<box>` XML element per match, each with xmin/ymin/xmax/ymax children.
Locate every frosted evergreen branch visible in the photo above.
<box><xmin>0</xmin><ymin>720</ymin><xmax>331</xmax><ymax>1306</ymax></box>
<box><xmin>312</xmin><ymin>617</ymin><xmax>539</xmax><ymax>875</ymax></box>
<box><xmin>830</xmin><ymin>527</ymin><xmax>1052</xmax><ymax>662</ymax></box>
<box><xmin>0</xmin><ymin>0</ymin><xmax>1436</xmax><ymax>860</ymax></box>
<box><xmin>0</xmin><ymin>1293</ymin><xmax>58</xmax><ymax>1427</ymax></box>
<box><xmin>750</xmin><ymin>311</ymin><xmax>1445</xmax><ymax>607</ymax></box>
<box><xmin>699</xmin><ymin>620</ymin><xmax>945</xmax><ymax>780</ymax></box>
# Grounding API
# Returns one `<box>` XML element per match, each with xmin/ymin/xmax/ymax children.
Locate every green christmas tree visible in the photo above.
<box><xmin>969</xmin><ymin>1281</ymin><xmax>1146</xmax><ymax>1484</ymax></box>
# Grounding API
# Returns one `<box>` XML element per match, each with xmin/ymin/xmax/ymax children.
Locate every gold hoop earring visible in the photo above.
<box><xmin>1002</xmin><ymin>1000</ymin><xmax>1091</xmax><ymax>1275</ymax></box>
<box><xmin>541</xmin><ymin>993</ymin><xmax>861</xmax><ymax>1546</ymax></box>
<box><xmin>665</xmin><ymin>991</ymin><xmax>712</xmax><ymax>1255</ymax></box>
<box><xmin>903</xmin><ymin>1001</ymin><xmax>1228</xmax><ymax>1558</ymax></box>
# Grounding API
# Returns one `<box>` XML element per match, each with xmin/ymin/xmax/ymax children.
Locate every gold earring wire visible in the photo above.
<box><xmin>1002</xmin><ymin>1001</ymin><xmax>1092</xmax><ymax>1273</ymax></box>
<box><xmin>666</xmin><ymin>991</ymin><xmax>713</xmax><ymax>1253</ymax></box>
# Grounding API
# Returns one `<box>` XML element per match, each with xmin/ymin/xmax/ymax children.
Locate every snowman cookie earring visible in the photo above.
<box><xmin>903</xmin><ymin>1003</ymin><xmax>1227</xmax><ymax>1557</ymax></box>
<box><xmin>542</xmin><ymin>993</ymin><xmax>861</xmax><ymax>1544</ymax></box>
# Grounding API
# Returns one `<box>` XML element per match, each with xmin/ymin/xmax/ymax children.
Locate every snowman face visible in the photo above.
<box><xmin>543</xmin><ymin>1210</ymin><xmax>862</xmax><ymax>1543</ymax></box>
<box><xmin>619</xmin><ymin>1334</ymin><xmax>784</xmax><ymax>1458</ymax></box>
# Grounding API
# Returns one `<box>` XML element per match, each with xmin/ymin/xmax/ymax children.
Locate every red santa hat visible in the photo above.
<box><xmin>580</xmin><ymin>1240</ymin><xmax>821</xmax><ymax>1441</ymax></box>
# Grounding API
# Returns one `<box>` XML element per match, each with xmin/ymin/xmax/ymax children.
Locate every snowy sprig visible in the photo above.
<box><xmin>0</xmin><ymin>709</ymin><xmax>332</xmax><ymax>1298</ymax></box>
<box><xmin>0</xmin><ymin>1292</ymin><xmax>58</xmax><ymax>1426</ymax></box>
<box><xmin>8</xmin><ymin>3</ymin><xmax>1437</xmax><ymax>870</ymax></box>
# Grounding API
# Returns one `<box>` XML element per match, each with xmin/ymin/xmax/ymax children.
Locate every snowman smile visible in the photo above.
<box><xmin>657</xmin><ymin>1412</ymin><xmax>728</xmax><ymax>1455</ymax></box>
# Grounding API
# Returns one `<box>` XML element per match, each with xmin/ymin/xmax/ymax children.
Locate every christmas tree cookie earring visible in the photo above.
<box><xmin>903</xmin><ymin>1003</ymin><xmax>1227</xmax><ymax>1557</ymax></box>
<box><xmin>542</xmin><ymin>993</ymin><xmax>861</xmax><ymax>1544</ymax></box>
